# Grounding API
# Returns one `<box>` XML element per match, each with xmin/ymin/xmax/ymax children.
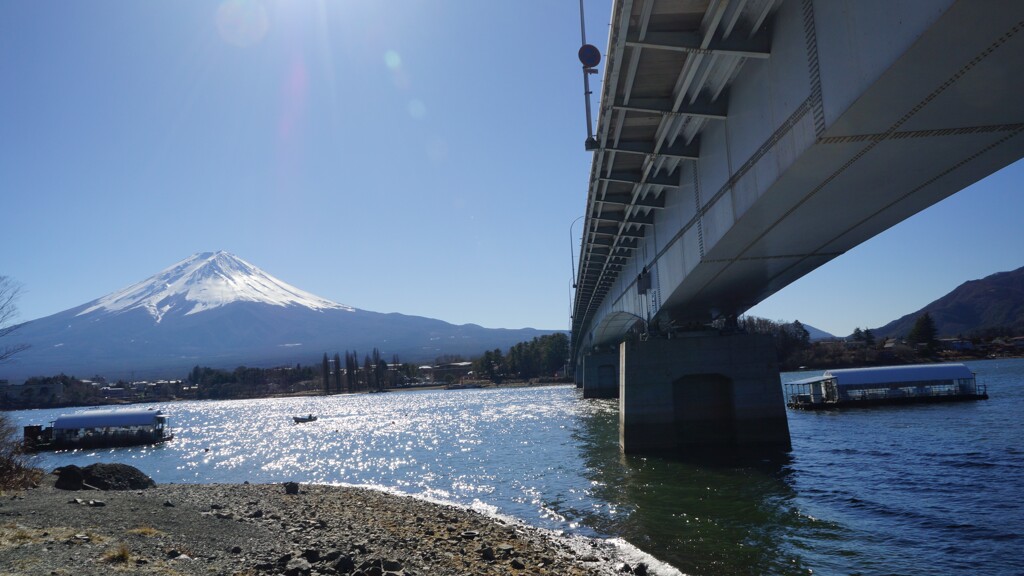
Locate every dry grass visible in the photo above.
<box><xmin>102</xmin><ymin>543</ymin><xmax>132</xmax><ymax>564</ymax></box>
<box><xmin>0</xmin><ymin>522</ymin><xmax>39</xmax><ymax>547</ymax></box>
<box><xmin>9</xmin><ymin>527</ymin><xmax>32</xmax><ymax>542</ymax></box>
<box><xmin>0</xmin><ymin>413</ymin><xmax>44</xmax><ymax>492</ymax></box>
<box><xmin>0</xmin><ymin>467</ymin><xmax>44</xmax><ymax>494</ymax></box>
<box><xmin>0</xmin><ymin>524</ymin><xmax>100</xmax><ymax>548</ymax></box>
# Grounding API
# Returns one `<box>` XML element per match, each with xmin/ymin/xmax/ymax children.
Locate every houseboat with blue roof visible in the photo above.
<box><xmin>23</xmin><ymin>408</ymin><xmax>172</xmax><ymax>451</ymax></box>
<box><xmin>785</xmin><ymin>363</ymin><xmax>988</xmax><ymax>409</ymax></box>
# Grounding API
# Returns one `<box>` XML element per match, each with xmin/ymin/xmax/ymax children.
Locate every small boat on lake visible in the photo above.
<box><xmin>785</xmin><ymin>363</ymin><xmax>988</xmax><ymax>410</ymax></box>
<box><xmin>293</xmin><ymin>414</ymin><xmax>317</xmax><ymax>423</ymax></box>
<box><xmin>23</xmin><ymin>408</ymin><xmax>173</xmax><ymax>452</ymax></box>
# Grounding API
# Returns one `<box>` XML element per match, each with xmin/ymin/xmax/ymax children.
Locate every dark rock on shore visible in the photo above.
<box><xmin>53</xmin><ymin>463</ymin><xmax>156</xmax><ymax>491</ymax></box>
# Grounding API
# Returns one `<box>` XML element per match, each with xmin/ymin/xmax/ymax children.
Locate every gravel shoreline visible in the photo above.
<box><xmin>0</xmin><ymin>473</ymin><xmax>647</xmax><ymax>576</ymax></box>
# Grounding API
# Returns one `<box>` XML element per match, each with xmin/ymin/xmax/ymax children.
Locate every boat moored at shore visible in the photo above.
<box><xmin>23</xmin><ymin>408</ymin><xmax>172</xmax><ymax>451</ymax></box>
<box><xmin>785</xmin><ymin>363</ymin><xmax>988</xmax><ymax>409</ymax></box>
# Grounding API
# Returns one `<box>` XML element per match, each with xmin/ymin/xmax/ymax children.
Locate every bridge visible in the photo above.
<box><xmin>571</xmin><ymin>0</ymin><xmax>1024</xmax><ymax>455</ymax></box>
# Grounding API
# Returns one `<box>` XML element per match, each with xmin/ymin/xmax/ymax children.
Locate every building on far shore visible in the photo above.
<box><xmin>939</xmin><ymin>338</ymin><xmax>974</xmax><ymax>352</ymax></box>
<box><xmin>417</xmin><ymin>366</ymin><xmax>434</xmax><ymax>381</ymax></box>
<box><xmin>100</xmin><ymin>386</ymin><xmax>128</xmax><ymax>399</ymax></box>
<box><xmin>430</xmin><ymin>361</ymin><xmax>474</xmax><ymax>383</ymax></box>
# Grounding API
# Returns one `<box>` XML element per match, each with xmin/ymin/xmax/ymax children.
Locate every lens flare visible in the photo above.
<box><xmin>216</xmin><ymin>0</ymin><xmax>270</xmax><ymax>47</ymax></box>
<box><xmin>407</xmin><ymin>99</ymin><xmax>426</xmax><ymax>119</ymax></box>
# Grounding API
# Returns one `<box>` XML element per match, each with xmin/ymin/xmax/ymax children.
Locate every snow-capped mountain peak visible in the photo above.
<box><xmin>77</xmin><ymin>251</ymin><xmax>352</xmax><ymax>322</ymax></box>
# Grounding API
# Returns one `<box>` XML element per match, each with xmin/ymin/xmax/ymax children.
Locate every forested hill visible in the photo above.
<box><xmin>873</xmin><ymin>265</ymin><xmax>1024</xmax><ymax>338</ymax></box>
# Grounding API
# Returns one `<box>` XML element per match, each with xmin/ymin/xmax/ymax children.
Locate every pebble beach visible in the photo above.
<box><xmin>0</xmin><ymin>471</ymin><xmax>646</xmax><ymax>576</ymax></box>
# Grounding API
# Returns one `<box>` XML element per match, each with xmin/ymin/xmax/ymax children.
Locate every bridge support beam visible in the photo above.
<box><xmin>581</xmin><ymin>348</ymin><xmax>618</xmax><ymax>397</ymax></box>
<box><xmin>582</xmin><ymin>349</ymin><xmax>619</xmax><ymax>399</ymax></box>
<box><xmin>619</xmin><ymin>333</ymin><xmax>790</xmax><ymax>455</ymax></box>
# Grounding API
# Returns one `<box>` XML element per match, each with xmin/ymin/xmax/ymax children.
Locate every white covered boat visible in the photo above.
<box><xmin>23</xmin><ymin>408</ymin><xmax>173</xmax><ymax>451</ymax></box>
<box><xmin>785</xmin><ymin>363</ymin><xmax>988</xmax><ymax>409</ymax></box>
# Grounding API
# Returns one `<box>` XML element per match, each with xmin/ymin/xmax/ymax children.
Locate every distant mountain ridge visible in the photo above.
<box><xmin>801</xmin><ymin>323</ymin><xmax>835</xmax><ymax>341</ymax></box>
<box><xmin>3</xmin><ymin>252</ymin><xmax>559</xmax><ymax>382</ymax></box>
<box><xmin>873</xmin><ymin>265</ymin><xmax>1024</xmax><ymax>338</ymax></box>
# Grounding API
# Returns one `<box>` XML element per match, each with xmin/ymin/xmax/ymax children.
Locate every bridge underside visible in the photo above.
<box><xmin>571</xmin><ymin>0</ymin><xmax>1024</xmax><ymax>456</ymax></box>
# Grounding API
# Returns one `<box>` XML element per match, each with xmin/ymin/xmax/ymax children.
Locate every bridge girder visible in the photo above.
<box><xmin>572</xmin><ymin>0</ymin><xmax>1024</xmax><ymax>363</ymax></box>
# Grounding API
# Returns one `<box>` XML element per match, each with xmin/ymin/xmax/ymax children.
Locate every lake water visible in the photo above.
<box><xmin>9</xmin><ymin>358</ymin><xmax>1023</xmax><ymax>575</ymax></box>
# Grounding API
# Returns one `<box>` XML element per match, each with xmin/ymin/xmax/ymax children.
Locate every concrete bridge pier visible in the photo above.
<box><xmin>582</xmin><ymin>349</ymin><xmax>619</xmax><ymax>399</ymax></box>
<box><xmin>619</xmin><ymin>333</ymin><xmax>790</xmax><ymax>455</ymax></box>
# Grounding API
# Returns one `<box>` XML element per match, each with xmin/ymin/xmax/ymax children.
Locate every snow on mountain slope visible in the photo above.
<box><xmin>76</xmin><ymin>251</ymin><xmax>352</xmax><ymax>322</ymax></box>
<box><xmin>4</xmin><ymin>251</ymin><xmax>562</xmax><ymax>381</ymax></box>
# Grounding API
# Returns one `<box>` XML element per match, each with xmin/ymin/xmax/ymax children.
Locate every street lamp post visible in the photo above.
<box><xmin>569</xmin><ymin>214</ymin><xmax>585</xmax><ymax>289</ymax></box>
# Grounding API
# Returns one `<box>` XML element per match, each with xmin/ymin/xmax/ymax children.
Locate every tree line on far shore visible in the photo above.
<box><xmin>739</xmin><ymin>312</ymin><xmax>1021</xmax><ymax>370</ymax></box>
<box><xmin>471</xmin><ymin>333</ymin><xmax>569</xmax><ymax>383</ymax></box>
<box><xmin>187</xmin><ymin>333</ymin><xmax>572</xmax><ymax>400</ymax></box>
<box><xmin>3</xmin><ymin>331</ymin><xmax>573</xmax><ymax>408</ymax></box>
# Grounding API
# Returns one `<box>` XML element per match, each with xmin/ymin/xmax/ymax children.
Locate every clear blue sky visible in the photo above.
<box><xmin>2</xmin><ymin>1</ymin><xmax>1022</xmax><ymax>338</ymax></box>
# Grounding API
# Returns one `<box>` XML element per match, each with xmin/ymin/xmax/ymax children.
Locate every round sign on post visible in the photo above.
<box><xmin>578</xmin><ymin>44</ymin><xmax>601</xmax><ymax>68</ymax></box>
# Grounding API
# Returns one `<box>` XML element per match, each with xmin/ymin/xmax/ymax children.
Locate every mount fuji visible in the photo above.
<box><xmin>4</xmin><ymin>252</ymin><xmax>559</xmax><ymax>382</ymax></box>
